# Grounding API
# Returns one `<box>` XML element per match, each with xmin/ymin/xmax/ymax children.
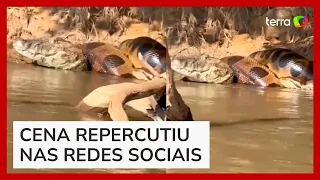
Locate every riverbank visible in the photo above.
<box><xmin>7</xmin><ymin>7</ymin><xmax>314</xmax><ymax>64</ymax></box>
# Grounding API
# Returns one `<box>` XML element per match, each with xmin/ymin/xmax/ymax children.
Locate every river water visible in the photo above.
<box><xmin>7</xmin><ymin>62</ymin><xmax>313</xmax><ymax>173</ymax></box>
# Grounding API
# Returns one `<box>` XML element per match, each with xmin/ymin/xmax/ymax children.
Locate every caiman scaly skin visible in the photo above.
<box><xmin>13</xmin><ymin>38</ymin><xmax>88</xmax><ymax>71</ymax></box>
<box><xmin>170</xmin><ymin>55</ymin><xmax>234</xmax><ymax>84</ymax></box>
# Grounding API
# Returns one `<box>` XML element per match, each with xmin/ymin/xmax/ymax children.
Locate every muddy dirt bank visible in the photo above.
<box><xmin>7</xmin><ymin>7</ymin><xmax>314</xmax><ymax>63</ymax></box>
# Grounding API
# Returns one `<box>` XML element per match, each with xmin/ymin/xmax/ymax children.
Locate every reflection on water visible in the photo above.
<box><xmin>171</xmin><ymin>81</ymin><xmax>313</xmax><ymax>173</ymax></box>
<box><xmin>7</xmin><ymin>63</ymin><xmax>313</xmax><ymax>173</ymax></box>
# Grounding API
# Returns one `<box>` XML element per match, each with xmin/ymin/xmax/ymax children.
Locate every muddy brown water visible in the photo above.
<box><xmin>7</xmin><ymin>62</ymin><xmax>313</xmax><ymax>173</ymax></box>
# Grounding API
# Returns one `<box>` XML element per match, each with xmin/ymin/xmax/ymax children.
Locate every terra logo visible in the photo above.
<box><xmin>265</xmin><ymin>16</ymin><xmax>309</xmax><ymax>28</ymax></box>
<box><xmin>293</xmin><ymin>16</ymin><xmax>309</xmax><ymax>28</ymax></box>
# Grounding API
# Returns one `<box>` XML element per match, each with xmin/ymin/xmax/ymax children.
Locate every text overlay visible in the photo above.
<box><xmin>13</xmin><ymin>121</ymin><xmax>210</xmax><ymax>169</ymax></box>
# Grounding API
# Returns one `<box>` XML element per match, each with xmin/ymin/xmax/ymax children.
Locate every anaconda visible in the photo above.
<box><xmin>118</xmin><ymin>36</ymin><xmax>167</xmax><ymax>113</ymax></box>
<box><xmin>81</xmin><ymin>42</ymin><xmax>155</xmax><ymax>81</ymax></box>
<box><xmin>12</xmin><ymin>37</ymin><xmax>161</xmax><ymax>81</ymax></box>
<box><xmin>221</xmin><ymin>56</ymin><xmax>283</xmax><ymax>87</ymax></box>
<box><xmin>169</xmin><ymin>50</ymin><xmax>312</xmax><ymax>89</ymax></box>
<box><xmin>13</xmin><ymin>37</ymin><xmax>167</xmax><ymax>120</ymax></box>
<box><xmin>118</xmin><ymin>36</ymin><xmax>167</xmax><ymax>76</ymax></box>
<box><xmin>248</xmin><ymin>48</ymin><xmax>313</xmax><ymax>85</ymax></box>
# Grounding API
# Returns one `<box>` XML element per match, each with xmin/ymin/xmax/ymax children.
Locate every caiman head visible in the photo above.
<box><xmin>12</xmin><ymin>37</ymin><xmax>87</xmax><ymax>71</ymax></box>
<box><xmin>13</xmin><ymin>38</ymin><xmax>66</xmax><ymax>58</ymax></box>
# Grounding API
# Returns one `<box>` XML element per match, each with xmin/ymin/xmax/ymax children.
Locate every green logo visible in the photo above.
<box><xmin>293</xmin><ymin>16</ymin><xmax>308</xmax><ymax>28</ymax></box>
